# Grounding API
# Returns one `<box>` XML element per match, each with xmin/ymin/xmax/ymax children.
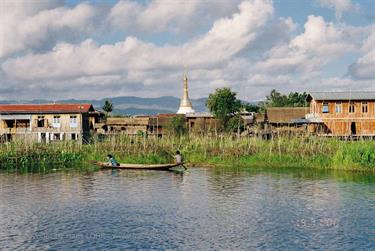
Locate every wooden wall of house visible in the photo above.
<box><xmin>107</xmin><ymin>125</ymin><xmax>148</xmax><ymax>135</ymax></box>
<box><xmin>0</xmin><ymin>113</ymin><xmax>90</xmax><ymax>143</ymax></box>
<box><xmin>0</xmin><ymin>120</ymin><xmax>6</xmax><ymax>130</ymax></box>
<box><xmin>187</xmin><ymin>117</ymin><xmax>221</xmax><ymax>133</ymax></box>
<box><xmin>311</xmin><ymin>100</ymin><xmax>375</xmax><ymax>135</ymax></box>
<box><xmin>30</xmin><ymin>114</ymin><xmax>83</xmax><ymax>132</ymax></box>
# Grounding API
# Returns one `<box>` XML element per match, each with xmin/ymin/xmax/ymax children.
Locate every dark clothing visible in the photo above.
<box><xmin>108</xmin><ymin>157</ymin><xmax>118</xmax><ymax>167</ymax></box>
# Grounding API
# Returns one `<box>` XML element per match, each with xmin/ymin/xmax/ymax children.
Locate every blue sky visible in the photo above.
<box><xmin>0</xmin><ymin>0</ymin><xmax>374</xmax><ymax>101</ymax></box>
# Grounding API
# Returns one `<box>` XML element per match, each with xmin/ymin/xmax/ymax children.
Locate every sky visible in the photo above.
<box><xmin>0</xmin><ymin>0</ymin><xmax>374</xmax><ymax>101</ymax></box>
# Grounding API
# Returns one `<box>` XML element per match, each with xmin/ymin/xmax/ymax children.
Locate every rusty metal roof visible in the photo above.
<box><xmin>0</xmin><ymin>104</ymin><xmax>94</xmax><ymax>114</ymax></box>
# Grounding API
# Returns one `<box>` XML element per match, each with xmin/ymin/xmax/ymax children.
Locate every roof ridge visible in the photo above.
<box><xmin>0</xmin><ymin>103</ymin><xmax>91</xmax><ymax>105</ymax></box>
<box><xmin>310</xmin><ymin>91</ymin><xmax>375</xmax><ymax>93</ymax></box>
<box><xmin>0</xmin><ymin>103</ymin><xmax>93</xmax><ymax>114</ymax></box>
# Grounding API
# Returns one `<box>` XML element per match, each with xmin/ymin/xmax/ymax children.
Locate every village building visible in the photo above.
<box><xmin>263</xmin><ymin>107</ymin><xmax>310</xmax><ymax>137</ymax></box>
<box><xmin>94</xmin><ymin>114</ymin><xmax>173</xmax><ymax>137</ymax></box>
<box><xmin>306</xmin><ymin>92</ymin><xmax>375</xmax><ymax>136</ymax></box>
<box><xmin>96</xmin><ymin>116</ymin><xmax>151</xmax><ymax>136</ymax></box>
<box><xmin>185</xmin><ymin>111</ymin><xmax>255</xmax><ymax>135</ymax></box>
<box><xmin>185</xmin><ymin>112</ymin><xmax>220</xmax><ymax>134</ymax></box>
<box><xmin>266</xmin><ymin>107</ymin><xmax>310</xmax><ymax>127</ymax></box>
<box><xmin>150</xmin><ymin>114</ymin><xmax>176</xmax><ymax>136</ymax></box>
<box><xmin>0</xmin><ymin>104</ymin><xmax>99</xmax><ymax>143</ymax></box>
<box><xmin>95</xmin><ymin>115</ymin><xmax>164</xmax><ymax>137</ymax></box>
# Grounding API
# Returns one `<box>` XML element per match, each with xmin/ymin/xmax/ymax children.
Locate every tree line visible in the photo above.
<box><xmin>204</xmin><ymin>88</ymin><xmax>309</xmax><ymax>132</ymax></box>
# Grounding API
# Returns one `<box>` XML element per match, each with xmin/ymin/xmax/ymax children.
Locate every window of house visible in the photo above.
<box><xmin>5</xmin><ymin>120</ymin><xmax>15</xmax><ymax>128</ymax></box>
<box><xmin>53</xmin><ymin>133</ymin><xmax>61</xmax><ymax>140</ymax></box>
<box><xmin>70</xmin><ymin>115</ymin><xmax>77</xmax><ymax>128</ymax></box>
<box><xmin>71</xmin><ymin>133</ymin><xmax>77</xmax><ymax>140</ymax></box>
<box><xmin>349</xmin><ymin>102</ymin><xmax>355</xmax><ymax>113</ymax></box>
<box><xmin>335</xmin><ymin>102</ymin><xmax>342</xmax><ymax>114</ymax></box>
<box><xmin>53</xmin><ymin>116</ymin><xmax>61</xmax><ymax>128</ymax></box>
<box><xmin>37</xmin><ymin>116</ymin><xmax>45</xmax><ymax>127</ymax></box>
<box><xmin>322</xmin><ymin>102</ymin><xmax>329</xmax><ymax>113</ymax></box>
<box><xmin>17</xmin><ymin>120</ymin><xmax>30</xmax><ymax>128</ymax></box>
<box><xmin>362</xmin><ymin>102</ymin><xmax>368</xmax><ymax>113</ymax></box>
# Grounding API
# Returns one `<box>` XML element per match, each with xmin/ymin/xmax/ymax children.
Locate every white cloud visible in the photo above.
<box><xmin>349</xmin><ymin>26</ymin><xmax>375</xmax><ymax>80</ymax></box>
<box><xmin>316</xmin><ymin>0</ymin><xmax>359</xmax><ymax>20</ymax></box>
<box><xmin>2</xmin><ymin>0</ymin><xmax>273</xmax><ymax>81</ymax></box>
<box><xmin>108</xmin><ymin>0</ymin><xmax>242</xmax><ymax>33</ymax></box>
<box><xmin>0</xmin><ymin>0</ymin><xmax>373</xmax><ymax>101</ymax></box>
<box><xmin>0</xmin><ymin>1</ymin><xmax>97</xmax><ymax>58</ymax></box>
<box><xmin>254</xmin><ymin>15</ymin><xmax>358</xmax><ymax>76</ymax></box>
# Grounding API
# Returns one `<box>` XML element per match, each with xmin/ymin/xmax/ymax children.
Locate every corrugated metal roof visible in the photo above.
<box><xmin>0</xmin><ymin>114</ymin><xmax>32</xmax><ymax>120</ymax></box>
<box><xmin>309</xmin><ymin>92</ymin><xmax>375</xmax><ymax>101</ymax></box>
<box><xmin>0</xmin><ymin>104</ymin><xmax>94</xmax><ymax>114</ymax></box>
<box><xmin>292</xmin><ymin>118</ymin><xmax>323</xmax><ymax>124</ymax></box>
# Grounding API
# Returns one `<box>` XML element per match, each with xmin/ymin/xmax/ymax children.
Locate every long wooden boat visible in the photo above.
<box><xmin>94</xmin><ymin>161</ymin><xmax>182</xmax><ymax>171</ymax></box>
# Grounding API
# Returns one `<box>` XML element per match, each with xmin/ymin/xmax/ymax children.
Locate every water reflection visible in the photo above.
<box><xmin>0</xmin><ymin>167</ymin><xmax>374</xmax><ymax>250</ymax></box>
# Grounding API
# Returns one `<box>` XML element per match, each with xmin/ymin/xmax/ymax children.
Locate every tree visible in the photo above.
<box><xmin>265</xmin><ymin>89</ymin><xmax>288</xmax><ymax>107</ymax></box>
<box><xmin>227</xmin><ymin>114</ymin><xmax>244</xmax><ymax>132</ymax></box>
<box><xmin>206</xmin><ymin>87</ymin><xmax>242</xmax><ymax>130</ymax></box>
<box><xmin>102</xmin><ymin>100</ymin><xmax>113</xmax><ymax>116</ymax></box>
<box><xmin>242</xmin><ymin>103</ymin><xmax>260</xmax><ymax>113</ymax></box>
<box><xmin>287</xmin><ymin>91</ymin><xmax>308</xmax><ymax>107</ymax></box>
<box><xmin>264</xmin><ymin>89</ymin><xmax>308</xmax><ymax>108</ymax></box>
<box><xmin>168</xmin><ymin>115</ymin><xmax>187</xmax><ymax>136</ymax></box>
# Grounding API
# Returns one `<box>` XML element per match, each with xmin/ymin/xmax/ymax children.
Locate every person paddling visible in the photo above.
<box><xmin>106</xmin><ymin>154</ymin><xmax>119</xmax><ymax>167</ymax></box>
<box><xmin>174</xmin><ymin>150</ymin><xmax>187</xmax><ymax>170</ymax></box>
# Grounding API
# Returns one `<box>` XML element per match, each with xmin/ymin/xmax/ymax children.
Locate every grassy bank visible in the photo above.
<box><xmin>1</xmin><ymin>135</ymin><xmax>375</xmax><ymax>172</ymax></box>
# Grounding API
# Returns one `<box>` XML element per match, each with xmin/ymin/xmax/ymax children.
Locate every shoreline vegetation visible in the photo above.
<box><xmin>1</xmin><ymin>135</ymin><xmax>375</xmax><ymax>173</ymax></box>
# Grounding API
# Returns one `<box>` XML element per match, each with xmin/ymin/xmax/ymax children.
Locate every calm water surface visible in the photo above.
<box><xmin>0</xmin><ymin>167</ymin><xmax>374</xmax><ymax>250</ymax></box>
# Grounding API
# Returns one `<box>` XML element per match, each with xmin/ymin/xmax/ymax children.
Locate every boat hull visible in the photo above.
<box><xmin>95</xmin><ymin>161</ymin><xmax>182</xmax><ymax>171</ymax></box>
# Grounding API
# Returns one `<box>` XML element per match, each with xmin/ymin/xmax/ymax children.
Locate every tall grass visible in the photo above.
<box><xmin>0</xmin><ymin>141</ymin><xmax>84</xmax><ymax>172</ymax></box>
<box><xmin>1</xmin><ymin>135</ymin><xmax>375</xmax><ymax>172</ymax></box>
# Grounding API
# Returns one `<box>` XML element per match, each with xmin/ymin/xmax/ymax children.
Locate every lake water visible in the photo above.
<box><xmin>0</xmin><ymin>167</ymin><xmax>374</xmax><ymax>250</ymax></box>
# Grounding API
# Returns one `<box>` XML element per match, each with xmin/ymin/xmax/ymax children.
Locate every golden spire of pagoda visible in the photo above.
<box><xmin>177</xmin><ymin>73</ymin><xmax>195</xmax><ymax>114</ymax></box>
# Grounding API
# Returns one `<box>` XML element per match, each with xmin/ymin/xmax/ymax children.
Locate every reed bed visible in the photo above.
<box><xmin>1</xmin><ymin>135</ymin><xmax>375</xmax><ymax>172</ymax></box>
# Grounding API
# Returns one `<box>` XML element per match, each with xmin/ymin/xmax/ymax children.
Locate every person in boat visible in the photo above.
<box><xmin>174</xmin><ymin>151</ymin><xmax>182</xmax><ymax>164</ymax></box>
<box><xmin>106</xmin><ymin>154</ymin><xmax>119</xmax><ymax>167</ymax></box>
<box><xmin>174</xmin><ymin>151</ymin><xmax>187</xmax><ymax>170</ymax></box>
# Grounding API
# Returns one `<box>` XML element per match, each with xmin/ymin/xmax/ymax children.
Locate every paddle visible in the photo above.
<box><xmin>180</xmin><ymin>163</ymin><xmax>188</xmax><ymax>170</ymax></box>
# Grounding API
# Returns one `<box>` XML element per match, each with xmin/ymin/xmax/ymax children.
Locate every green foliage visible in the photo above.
<box><xmin>242</xmin><ymin>103</ymin><xmax>260</xmax><ymax>113</ymax></box>
<box><xmin>167</xmin><ymin>115</ymin><xmax>187</xmax><ymax>136</ymax></box>
<box><xmin>136</xmin><ymin>130</ymin><xmax>146</xmax><ymax>137</ymax></box>
<box><xmin>1</xmin><ymin>135</ymin><xmax>375</xmax><ymax>172</ymax></box>
<box><xmin>264</xmin><ymin>89</ymin><xmax>308</xmax><ymax>108</ymax></box>
<box><xmin>206</xmin><ymin>87</ymin><xmax>242</xmax><ymax>130</ymax></box>
<box><xmin>226</xmin><ymin>114</ymin><xmax>244</xmax><ymax>132</ymax></box>
<box><xmin>332</xmin><ymin>142</ymin><xmax>375</xmax><ymax>169</ymax></box>
<box><xmin>0</xmin><ymin>142</ymin><xmax>84</xmax><ymax>171</ymax></box>
<box><xmin>102</xmin><ymin>100</ymin><xmax>114</xmax><ymax>115</ymax></box>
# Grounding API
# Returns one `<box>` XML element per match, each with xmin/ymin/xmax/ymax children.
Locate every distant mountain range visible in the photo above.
<box><xmin>0</xmin><ymin>96</ymin><xmax>208</xmax><ymax>115</ymax></box>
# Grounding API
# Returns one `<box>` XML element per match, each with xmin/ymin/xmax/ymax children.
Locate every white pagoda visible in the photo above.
<box><xmin>177</xmin><ymin>74</ymin><xmax>195</xmax><ymax>114</ymax></box>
